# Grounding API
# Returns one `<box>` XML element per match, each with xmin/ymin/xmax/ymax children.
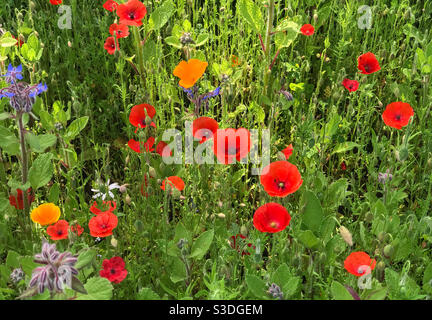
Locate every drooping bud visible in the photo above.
<box><xmin>148</xmin><ymin>167</ymin><xmax>157</xmax><ymax>178</ymax></box>
<box><xmin>110</xmin><ymin>237</ymin><xmax>118</xmax><ymax>248</ymax></box>
<box><xmin>339</xmin><ymin>226</ymin><xmax>353</xmax><ymax>246</ymax></box>
<box><xmin>217</xmin><ymin>213</ymin><xmax>226</xmax><ymax>219</ymax></box>
<box><xmin>383</xmin><ymin>244</ymin><xmax>394</xmax><ymax>258</ymax></box>
<box><xmin>240</xmin><ymin>225</ymin><xmax>248</xmax><ymax>236</ymax></box>
<box><xmin>125</xmin><ymin>194</ymin><xmax>131</xmax><ymax>205</ymax></box>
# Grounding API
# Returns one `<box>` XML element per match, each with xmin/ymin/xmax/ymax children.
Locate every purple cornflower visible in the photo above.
<box><xmin>29</xmin><ymin>240</ymin><xmax>79</xmax><ymax>295</ymax></box>
<box><xmin>378</xmin><ymin>169</ymin><xmax>393</xmax><ymax>184</ymax></box>
<box><xmin>0</xmin><ymin>64</ymin><xmax>47</xmax><ymax>113</ymax></box>
<box><xmin>202</xmin><ymin>86</ymin><xmax>221</xmax><ymax>101</ymax></box>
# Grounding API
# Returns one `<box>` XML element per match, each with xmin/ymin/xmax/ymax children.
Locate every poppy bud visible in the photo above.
<box><xmin>111</xmin><ymin>237</ymin><xmax>118</xmax><ymax>248</ymax></box>
<box><xmin>148</xmin><ymin>167</ymin><xmax>157</xmax><ymax>178</ymax></box>
<box><xmin>218</xmin><ymin>201</ymin><xmax>223</xmax><ymax>207</ymax></box>
<box><xmin>240</xmin><ymin>225</ymin><xmax>248</xmax><ymax>236</ymax></box>
<box><xmin>125</xmin><ymin>194</ymin><xmax>131</xmax><ymax>205</ymax></box>
<box><xmin>339</xmin><ymin>226</ymin><xmax>353</xmax><ymax>246</ymax></box>
<box><xmin>377</xmin><ymin>261</ymin><xmax>386</xmax><ymax>271</ymax></box>
<box><xmin>427</xmin><ymin>158</ymin><xmax>432</xmax><ymax>169</ymax></box>
<box><xmin>68</xmin><ymin>41</ymin><xmax>72</xmax><ymax>47</ymax></box>
<box><xmin>395</xmin><ymin>147</ymin><xmax>409</xmax><ymax>162</ymax></box>
<box><xmin>17</xmin><ymin>12</ymin><xmax>23</xmax><ymax>21</ymax></box>
<box><xmin>159</xmin><ymin>162</ymin><xmax>165</xmax><ymax>172</ymax></box>
<box><xmin>376</xmin><ymin>261</ymin><xmax>386</xmax><ymax>282</ymax></box>
<box><xmin>313</xmin><ymin>13</ymin><xmax>318</xmax><ymax>22</ymax></box>
<box><xmin>134</xmin><ymin>219</ymin><xmax>144</xmax><ymax>233</ymax></box>
<box><xmin>277</xmin><ymin>151</ymin><xmax>287</xmax><ymax>161</ymax></box>
<box><xmin>377</xmin><ymin>231</ymin><xmax>386</xmax><ymax>242</ymax></box>
<box><xmin>119</xmin><ymin>184</ymin><xmax>128</xmax><ymax>193</ymax></box>
<box><xmin>365</xmin><ymin>212</ymin><xmax>373</xmax><ymax>223</ymax></box>
<box><xmin>239</xmin><ymin>203</ymin><xmax>246</xmax><ymax>207</ymax></box>
<box><xmin>383</xmin><ymin>244</ymin><xmax>394</xmax><ymax>258</ymax></box>
<box><xmin>30</xmin><ymin>1</ymin><xmax>36</xmax><ymax>10</ymax></box>
<box><xmin>217</xmin><ymin>213</ymin><xmax>226</xmax><ymax>219</ymax></box>
<box><xmin>125</xmin><ymin>155</ymin><xmax>130</xmax><ymax>165</ymax></box>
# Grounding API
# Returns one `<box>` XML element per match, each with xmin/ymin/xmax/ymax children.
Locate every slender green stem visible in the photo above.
<box><xmin>263</xmin><ymin>0</ymin><xmax>275</xmax><ymax>101</ymax></box>
<box><xmin>132</xmin><ymin>27</ymin><xmax>146</xmax><ymax>89</ymax></box>
<box><xmin>17</xmin><ymin>112</ymin><xmax>30</xmax><ymax>233</ymax></box>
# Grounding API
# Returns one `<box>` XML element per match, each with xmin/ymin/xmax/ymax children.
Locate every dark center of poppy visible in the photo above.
<box><xmin>348</xmin><ymin>83</ymin><xmax>353</xmax><ymax>89</ymax></box>
<box><xmin>274</xmin><ymin>179</ymin><xmax>286</xmax><ymax>191</ymax></box>
<box><xmin>270</xmin><ymin>221</ymin><xmax>278</xmax><ymax>229</ymax></box>
<box><xmin>100</xmin><ymin>224</ymin><xmax>107</xmax><ymax>229</ymax></box>
<box><xmin>57</xmin><ymin>230</ymin><xmax>63</xmax><ymax>235</ymax></box>
<box><xmin>129</xmin><ymin>12</ymin><xmax>135</xmax><ymax>20</ymax></box>
<box><xmin>110</xmin><ymin>268</ymin><xmax>116</xmax><ymax>274</ymax></box>
<box><xmin>364</xmin><ymin>64</ymin><xmax>370</xmax><ymax>72</ymax></box>
<box><xmin>395</xmin><ymin>114</ymin><xmax>401</xmax><ymax>121</ymax></box>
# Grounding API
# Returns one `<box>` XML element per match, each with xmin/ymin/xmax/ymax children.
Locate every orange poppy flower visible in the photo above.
<box><xmin>173</xmin><ymin>59</ymin><xmax>208</xmax><ymax>89</ymax></box>
<box><xmin>30</xmin><ymin>203</ymin><xmax>61</xmax><ymax>226</ymax></box>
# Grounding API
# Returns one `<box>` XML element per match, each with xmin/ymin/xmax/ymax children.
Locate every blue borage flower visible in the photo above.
<box><xmin>0</xmin><ymin>64</ymin><xmax>47</xmax><ymax>113</ymax></box>
<box><xmin>179</xmin><ymin>84</ymin><xmax>221</xmax><ymax>114</ymax></box>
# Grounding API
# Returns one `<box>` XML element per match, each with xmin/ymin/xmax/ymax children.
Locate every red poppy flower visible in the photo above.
<box><xmin>341</xmin><ymin>161</ymin><xmax>347</xmax><ymax>171</ymax></box>
<box><xmin>357</xmin><ymin>52</ymin><xmax>381</xmax><ymax>74</ymax></box>
<box><xmin>260</xmin><ymin>161</ymin><xmax>303</xmax><ymax>197</ymax></box>
<box><xmin>129</xmin><ymin>104</ymin><xmax>156</xmax><ymax>130</ymax></box>
<box><xmin>49</xmin><ymin>0</ymin><xmax>62</xmax><ymax>4</ymax></box>
<box><xmin>103</xmin><ymin>0</ymin><xmax>118</xmax><ymax>12</ymax></box>
<box><xmin>90</xmin><ymin>201</ymin><xmax>117</xmax><ymax>215</ymax></box>
<box><xmin>88</xmin><ymin>212</ymin><xmax>118</xmax><ymax>237</ymax></box>
<box><xmin>161</xmin><ymin>176</ymin><xmax>185</xmax><ymax>192</ymax></box>
<box><xmin>128</xmin><ymin>137</ymin><xmax>155</xmax><ymax>153</ymax></box>
<box><xmin>104</xmin><ymin>36</ymin><xmax>119</xmax><ymax>55</ymax></box>
<box><xmin>231</xmin><ymin>55</ymin><xmax>240</xmax><ymax>67</ymax></box>
<box><xmin>156</xmin><ymin>141</ymin><xmax>172</xmax><ymax>157</ymax></box>
<box><xmin>141</xmin><ymin>175</ymin><xmax>150</xmax><ymax>197</ymax></box>
<box><xmin>281</xmin><ymin>144</ymin><xmax>293</xmax><ymax>160</ymax></box>
<box><xmin>9</xmin><ymin>188</ymin><xmax>35</xmax><ymax>210</ymax></box>
<box><xmin>342</xmin><ymin>79</ymin><xmax>359</xmax><ymax>92</ymax></box>
<box><xmin>70</xmin><ymin>224</ymin><xmax>84</xmax><ymax>236</ymax></box>
<box><xmin>109</xmin><ymin>23</ymin><xmax>129</xmax><ymax>38</ymax></box>
<box><xmin>382</xmin><ymin>102</ymin><xmax>414</xmax><ymax>130</ymax></box>
<box><xmin>116</xmin><ymin>0</ymin><xmax>147</xmax><ymax>27</ymax></box>
<box><xmin>300</xmin><ymin>24</ymin><xmax>314</xmax><ymax>36</ymax></box>
<box><xmin>192</xmin><ymin>117</ymin><xmax>219</xmax><ymax>144</ymax></box>
<box><xmin>229</xmin><ymin>234</ymin><xmax>255</xmax><ymax>256</ymax></box>
<box><xmin>344</xmin><ymin>251</ymin><xmax>376</xmax><ymax>277</ymax></box>
<box><xmin>213</xmin><ymin>128</ymin><xmax>251</xmax><ymax>164</ymax></box>
<box><xmin>253</xmin><ymin>203</ymin><xmax>291</xmax><ymax>233</ymax></box>
<box><xmin>11</xmin><ymin>35</ymin><xmax>24</xmax><ymax>48</ymax></box>
<box><xmin>46</xmin><ymin>220</ymin><xmax>69</xmax><ymax>241</ymax></box>
<box><xmin>100</xmin><ymin>256</ymin><xmax>128</xmax><ymax>283</ymax></box>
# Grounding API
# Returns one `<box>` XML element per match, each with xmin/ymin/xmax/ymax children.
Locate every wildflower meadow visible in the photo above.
<box><xmin>0</xmin><ymin>0</ymin><xmax>431</xmax><ymax>304</ymax></box>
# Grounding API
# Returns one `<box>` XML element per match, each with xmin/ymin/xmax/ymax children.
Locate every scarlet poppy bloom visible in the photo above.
<box><xmin>70</xmin><ymin>224</ymin><xmax>84</xmax><ymax>236</ymax></box>
<box><xmin>300</xmin><ymin>24</ymin><xmax>314</xmax><ymax>36</ymax></box>
<box><xmin>260</xmin><ymin>161</ymin><xmax>303</xmax><ymax>197</ymax></box>
<box><xmin>103</xmin><ymin>0</ymin><xmax>118</xmax><ymax>12</ymax></box>
<box><xmin>128</xmin><ymin>137</ymin><xmax>155</xmax><ymax>153</ymax></box>
<box><xmin>49</xmin><ymin>0</ymin><xmax>62</xmax><ymax>4</ymax></box>
<box><xmin>88</xmin><ymin>212</ymin><xmax>118</xmax><ymax>237</ymax></box>
<box><xmin>281</xmin><ymin>144</ymin><xmax>293</xmax><ymax>160</ymax></box>
<box><xmin>109</xmin><ymin>23</ymin><xmax>129</xmax><ymax>38</ymax></box>
<box><xmin>253</xmin><ymin>203</ymin><xmax>291</xmax><ymax>233</ymax></box>
<box><xmin>90</xmin><ymin>201</ymin><xmax>117</xmax><ymax>215</ymax></box>
<box><xmin>173</xmin><ymin>59</ymin><xmax>208</xmax><ymax>89</ymax></box>
<box><xmin>382</xmin><ymin>102</ymin><xmax>414</xmax><ymax>130</ymax></box>
<box><xmin>46</xmin><ymin>220</ymin><xmax>69</xmax><ymax>241</ymax></box>
<box><xmin>9</xmin><ymin>188</ymin><xmax>34</xmax><ymax>210</ymax></box>
<box><xmin>11</xmin><ymin>35</ymin><xmax>24</xmax><ymax>48</ymax></box>
<box><xmin>129</xmin><ymin>104</ymin><xmax>156</xmax><ymax>130</ymax></box>
<box><xmin>344</xmin><ymin>251</ymin><xmax>376</xmax><ymax>277</ymax></box>
<box><xmin>213</xmin><ymin>128</ymin><xmax>251</xmax><ymax>164</ymax></box>
<box><xmin>341</xmin><ymin>161</ymin><xmax>347</xmax><ymax>171</ymax></box>
<box><xmin>104</xmin><ymin>36</ymin><xmax>118</xmax><ymax>55</ymax></box>
<box><xmin>357</xmin><ymin>52</ymin><xmax>381</xmax><ymax>74</ymax></box>
<box><xmin>156</xmin><ymin>141</ymin><xmax>172</xmax><ymax>157</ymax></box>
<box><xmin>192</xmin><ymin>117</ymin><xmax>219</xmax><ymax>144</ymax></box>
<box><xmin>229</xmin><ymin>234</ymin><xmax>255</xmax><ymax>256</ymax></box>
<box><xmin>231</xmin><ymin>55</ymin><xmax>240</xmax><ymax>67</ymax></box>
<box><xmin>161</xmin><ymin>176</ymin><xmax>185</xmax><ymax>192</ymax></box>
<box><xmin>100</xmin><ymin>256</ymin><xmax>128</xmax><ymax>283</ymax></box>
<box><xmin>342</xmin><ymin>79</ymin><xmax>359</xmax><ymax>92</ymax></box>
<box><xmin>116</xmin><ymin>0</ymin><xmax>147</xmax><ymax>27</ymax></box>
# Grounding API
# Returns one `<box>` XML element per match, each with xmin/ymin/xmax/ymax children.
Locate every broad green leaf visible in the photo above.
<box><xmin>271</xmin><ymin>264</ymin><xmax>300</xmax><ymax>298</ymax></box>
<box><xmin>164</xmin><ymin>36</ymin><xmax>182</xmax><ymax>49</ymax></box>
<box><xmin>332</xmin><ymin>142</ymin><xmax>360</xmax><ymax>154</ymax></box>
<box><xmin>0</xmin><ymin>112</ymin><xmax>11</xmax><ymax>120</ymax></box>
<box><xmin>28</xmin><ymin>153</ymin><xmax>54</xmax><ymax>189</ymax></box>
<box><xmin>183</xmin><ymin>20</ymin><xmax>192</xmax><ymax>32</ymax></box>
<box><xmin>39</xmin><ymin>110</ymin><xmax>55</xmax><ymax>130</ymax></box>
<box><xmin>0</xmin><ymin>37</ymin><xmax>17</xmax><ymax>47</ymax></box>
<box><xmin>237</xmin><ymin>0</ymin><xmax>264</xmax><ymax>34</ymax></box>
<box><xmin>6</xmin><ymin>250</ymin><xmax>20</xmax><ymax>269</ymax></box>
<box><xmin>422</xmin><ymin>262</ymin><xmax>432</xmax><ymax>294</ymax></box>
<box><xmin>301</xmin><ymin>191</ymin><xmax>324</xmax><ymax>235</ymax></box>
<box><xmin>149</xmin><ymin>0</ymin><xmax>175</xmax><ymax>31</ymax></box>
<box><xmin>274</xmin><ymin>21</ymin><xmax>299</xmax><ymax>49</ymax></box>
<box><xmin>169</xmin><ymin>256</ymin><xmax>187</xmax><ymax>283</ymax></box>
<box><xmin>189</xmin><ymin>229</ymin><xmax>214</xmax><ymax>259</ymax></box>
<box><xmin>76</xmin><ymin>277</ymin><xmax>113</xmax><ymax>300</ymax></box>
<box><xmin>297</xmin><ymin>229</ymin><xmax>320</xmax><ymax>249</ymax></box>
<box><xmin>0</xmin><ymin>125</ymin><xmax>20</xmax><ymax>155</ymax></box>
<box><xmin>64</xmin><ymin>116</ymin><xmax>89</xmax><ymax>141</ymax></box>
<box><xmin>245</xmin><ymin>274</ymin><xmax>268</xmax><ymax>299</ymax></box>
<box><xmin>75</xmin><ymin>249</ymin><xmax>97</xmax><ymax>269</ymax></box>
<box><xmin>367</xmin><ymin>287</ymin><xmax>388</xmax><ymax>300</ymax></box>
<box><xmin>35</xmin><ymin>134</ymin><xmax>57</xmax><ymax>152</ymax></box>
<box><xmin>25</xmin><ymin>132</ymin><xmax>41</xmax><ymax>152</ymax></box>
<box><xmin>331</xmin><ymin>281</ymin><xmax>354</xmax><ymax>300</ymax></box>
<box><xmin>137</xmin><ymin>287</ymin><xmax>160</xmax><ymax>300</ymax></box>
<box><xmin>194</xmin><ymin>33</ymin><xmax>209</xmax><ymax>47</ymax></box>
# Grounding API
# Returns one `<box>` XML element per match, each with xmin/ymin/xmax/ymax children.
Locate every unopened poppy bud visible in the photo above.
<box><xmin>377</xmin><ymin>261</ymin><xmax>386</xmax><ymax>271</ymax></box>
<box><xmin>134</xmin><ymin>219</ymin><xmax>144</xmax><ymax>233</ymax></box>
<box><xmin>68</xmin><ymin>41</ymin><xmax>72</xmax><ymax>47</ymax></box>
<box><xmin>125</xmin><ymin>194</ymin><xmax>131</xmax><ymax>205</ymax></box>
<box><xmin>125</xmin><ymin>155</ymin><xmax>130</xmax><ymax>165</ymax></box>
<box><xmin>30</xmin><ymin>1</ymin><xmax>36</xmax><ymax>10</ymax></box>
<box><xmin>148</xmin><ymin>167</ymin><xmax>157</xmax><ymax>178</ymax></box>
<box><xmin>145</xmin><ymin>116</ymin><xmax>153</xmax><ymax>126</ymax></box>
<box><xmin>119</xmin><ymin>184</ymin><xmax>128</xmax><ymax>193</ymax></box>
<box><xmin>239</xmin><ymin>203</ymin><xmax>246</xmax><ymax>207</ymax></box>
<box><xmin>427</xmin><ymin>158</ymin><xmax>432</xmax><ymax>169</ymax></box>
<box><xmin>365</xmin><ymin>212</ymin><xmax>373</xmax><ymax>223</ymax></box>
<box><xmin>111</xmin><ymin>237</ymin><xmax>118</xmax><ymax>248</ymax></box>
<box><xmin>217</xmin><ymin>213</ymin><xmax>226</xmax><ymax>219</ymax></box>
<box><xmin>377</xmin><ymin>231</ymin><xmax>386</xmax><ymax>242</ymax></box>
<box><xmin>218</xmin><ymin>201</ymin><xmax>223</xmax><ymax>207</ymax></box>
<box><xmin>313</xmin><ymin>13</ymin><xmax>318</xmax><ymax>22</ymax></box>
<box><xmin>277</xmin><ymin>151</ymin><xmax>287</xmax><ymax>161</ymax></box>
<box><xmin>383</xmin><ymin>244</ymin><xmax>394</xmax><ymax>258</ymax></box>
<box><xmin>395</xmin><ymin>147</ymin><xmax>409</xmax><ymax>162</ymax></box>
<box><xmin>339</xmin><ymin>226</ymin><xmax>353</xmax><ymax>246</ymax></box>
<box><xmin>240</xmin><ymin>225</ymin><xmax>248</xmax><ymax>236</ymax></box>
<box><xmin>17</xmin><ymin>12</ymin><xmax>23</xmax><ymax>21</ymax></box>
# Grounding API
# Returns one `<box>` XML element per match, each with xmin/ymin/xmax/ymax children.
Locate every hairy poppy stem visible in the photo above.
<box><xmin>258</xmin><ymin>34</ymin><xmax>266</xmax><ymax>53</ymax></box>
<box><xmin>132</xmin><ymin>27</ymin><xmax>146</xmax><ymax>89</ymax></box>
<box><xmin>269</xmin><ymin>49</ymin><xmax>280</xmax><ymax>70</ymax></box>
<box><xmin>17</xmin><ymin>112</ymin><xmax>30</xmax><ymax>234</ymax></box>
<box><xmin>263</xmin><ymin>0</ymin><xmax>275</xmax><ymax>104</ymax></box>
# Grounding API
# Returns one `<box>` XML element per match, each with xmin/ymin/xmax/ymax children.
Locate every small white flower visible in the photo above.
<box><xmin>91</xmin><ymin>178</ymin><xmax>120</xmax><ymax>200</ymax></box>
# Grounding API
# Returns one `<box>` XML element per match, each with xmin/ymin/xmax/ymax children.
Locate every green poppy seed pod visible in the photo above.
<box><xmin>377</xmin><ymin>231</ymin><xmax>387</xmax><ymax>242</ymax></box>
<box><xmin>240</xmin><ymin>225</ymin><xmax>248</xmax><ymax>236</ymax></box>
<box><xmin>383</xmin><ymin>244</ymin><xmax>394</xmax><ymax>258</ymax></box>
<box><xmin>148</xmin><ymin>167</ymin><xmax>157</xmax><ymax>178</ymax></box>
<box><xmin>365</xmin><ymin>212</ymin><xmax>374</xmax><ymax>223</ymax></box>
<box><xmin>134</xmin><ymin>219</ymin><xmax>144</xmax><ymax>233</ymax></box>
<box><xmin>125</xmin><ymin>194</ymin><xmax>131</xmax><ymax>205</ymax></box>
<box><xmin>277</xmin><ymin>151</ymin><xmax>286</xmax><ymax>162</ymax></box>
